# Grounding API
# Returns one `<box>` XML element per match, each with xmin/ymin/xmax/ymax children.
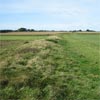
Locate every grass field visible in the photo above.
<box><xmin>0</xmin><ymin>32</ymin><xmax>100</xmax><ymax>100</ymax></box>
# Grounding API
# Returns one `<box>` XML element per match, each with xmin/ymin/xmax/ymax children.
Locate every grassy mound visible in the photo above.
<box><xmin>0</xmin><ymin>37</ymin><xmax>68</xmax><ymax>100</ymax></box>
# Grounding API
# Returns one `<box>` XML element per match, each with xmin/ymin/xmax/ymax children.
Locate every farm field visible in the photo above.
<box><xmin>0</xmin><ymin>33</ymin><xmax>100</xmax><ymax>100</ymax></box>
<box><xmin>0</xmin><ymin>32</ymin><xmax>64</xmax><ymax>40</ymax></box>
<box><xmin>0</xmin><ymin>32</ymin><xmax>99</xmax><ymax>40</ymax></box>
<box><xmin>0</xmin><ymin>31</ymin><xmax>64</xmax><ymax>36</ymax></box>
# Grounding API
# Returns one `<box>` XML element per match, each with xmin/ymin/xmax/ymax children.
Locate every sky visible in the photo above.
<box><xmin>0</xmin><ymin>0</ymin><xmax>100</xmax><ymax>31</ymax></box>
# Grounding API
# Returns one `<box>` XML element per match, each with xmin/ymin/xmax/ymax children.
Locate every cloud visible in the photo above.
<box><xmin>0</xmin><ymin>0</ymin><xmax>99</xmax><ymax>30</ymax></box>
<box><xmin>0</xmin><ymin>0</ymin><xmax>87</xmax><ymax>15</ymax></box>
<box><xmin>0</xmin><ymin>0</ymin><xmax>88</xmax><ymax>24</ymax></box>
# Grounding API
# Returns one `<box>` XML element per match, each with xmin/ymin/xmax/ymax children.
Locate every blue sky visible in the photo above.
<box><xmin>0</xmin><ymin>0</ymin><xmax>100</xmax><ymax>30</ymax></box>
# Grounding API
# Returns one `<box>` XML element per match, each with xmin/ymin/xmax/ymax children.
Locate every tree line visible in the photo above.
<box><xmin>0</xmin><ymin>28</ymin><xmax>96</xmax><ymax>33</ymax></box>
<box><xmin>0</xmin><ymin>28</ymin><xmax>35</xmax><ymax>33</ymax></box>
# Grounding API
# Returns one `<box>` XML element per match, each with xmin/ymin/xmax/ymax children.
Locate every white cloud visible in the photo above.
<box><xmin>0</xmin><ymin>0</ymin><xmax>87</xmax><ymax>16</ymax></box>
<box><xmin>0</xmin><ymin>0</ymin><xmax>99</xmax><ymax>30</ymax></box>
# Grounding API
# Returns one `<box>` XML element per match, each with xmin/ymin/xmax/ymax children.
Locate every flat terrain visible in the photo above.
<box><xmin>0</xmin><ymin>32</ymin><xmax>99</xmax><ymax>36</ymax></box>
<box><xmin>0</xmin><ymin>32</ymin><xmax>99</xmax><ymax>40</ymax></box>
<box><xmin>0</xmin><ymin>33</ymin><xmax>100</xmax><ymax>100</ymax></box>
<box><xmin>0</xmin><ymin>31</ymin><xmax>64</xmax><ymax>35</ymax></box>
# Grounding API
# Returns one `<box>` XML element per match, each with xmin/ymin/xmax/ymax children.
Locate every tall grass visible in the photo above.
<box><xmin>0</xmin><ymin>34</ymin><xmax>100</xmax><ymax>100</ymax></box>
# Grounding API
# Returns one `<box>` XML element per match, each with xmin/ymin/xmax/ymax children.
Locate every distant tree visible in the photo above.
<box><xmin>30</xmin><ymin>29</ymin><xmax>35</xmax><ymax>32</ymax></box>
<box><xmin>78</xmin><ymin>29</ymin><xmax>82</xmax><ymax>32</ymax></box>
<box><xmin>86</xmin><ymin>29</ymin><xmax>90</xmax><ymax>32</ymax></box>
<box><xmin>27</xmin><ymin>29</ymin><xmax>35</xmax><ymax>32</ymax></box>
<box><xmin>18</xmin><ymin>28</ymin><xmax>27</xmax><ymax>32</ymax></box>
<box><xmin>0</xmin><ymin>30</ymin><xmax>13</xmax><ymax>33</ymax></box>
<box><xmin>86</xmin><ymin>29</ymin><xmax>95</xmax><ymax>32</ymax></box>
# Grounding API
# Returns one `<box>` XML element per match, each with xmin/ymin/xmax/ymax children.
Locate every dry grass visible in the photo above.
<box><xmin>0</xmin><ymin>32</ymin><xmax>99</xmax><ymax>36</ymax></box>
<box><xmin>0</xmin><ymin>32</ymin><xmax>65</xmax><ymax>35</ymax></box>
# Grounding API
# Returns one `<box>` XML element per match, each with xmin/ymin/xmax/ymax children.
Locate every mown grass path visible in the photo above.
<box><xmin>58</xmin><ymin>34</ymin><xmax>100</xmax><ymax>99</ymax></box>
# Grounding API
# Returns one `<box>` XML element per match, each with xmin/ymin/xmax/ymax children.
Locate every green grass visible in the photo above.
<box><xmin>0</xmin><ymin>33</ymin><xmax>100</xmax><ymax>100</ymax></box>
